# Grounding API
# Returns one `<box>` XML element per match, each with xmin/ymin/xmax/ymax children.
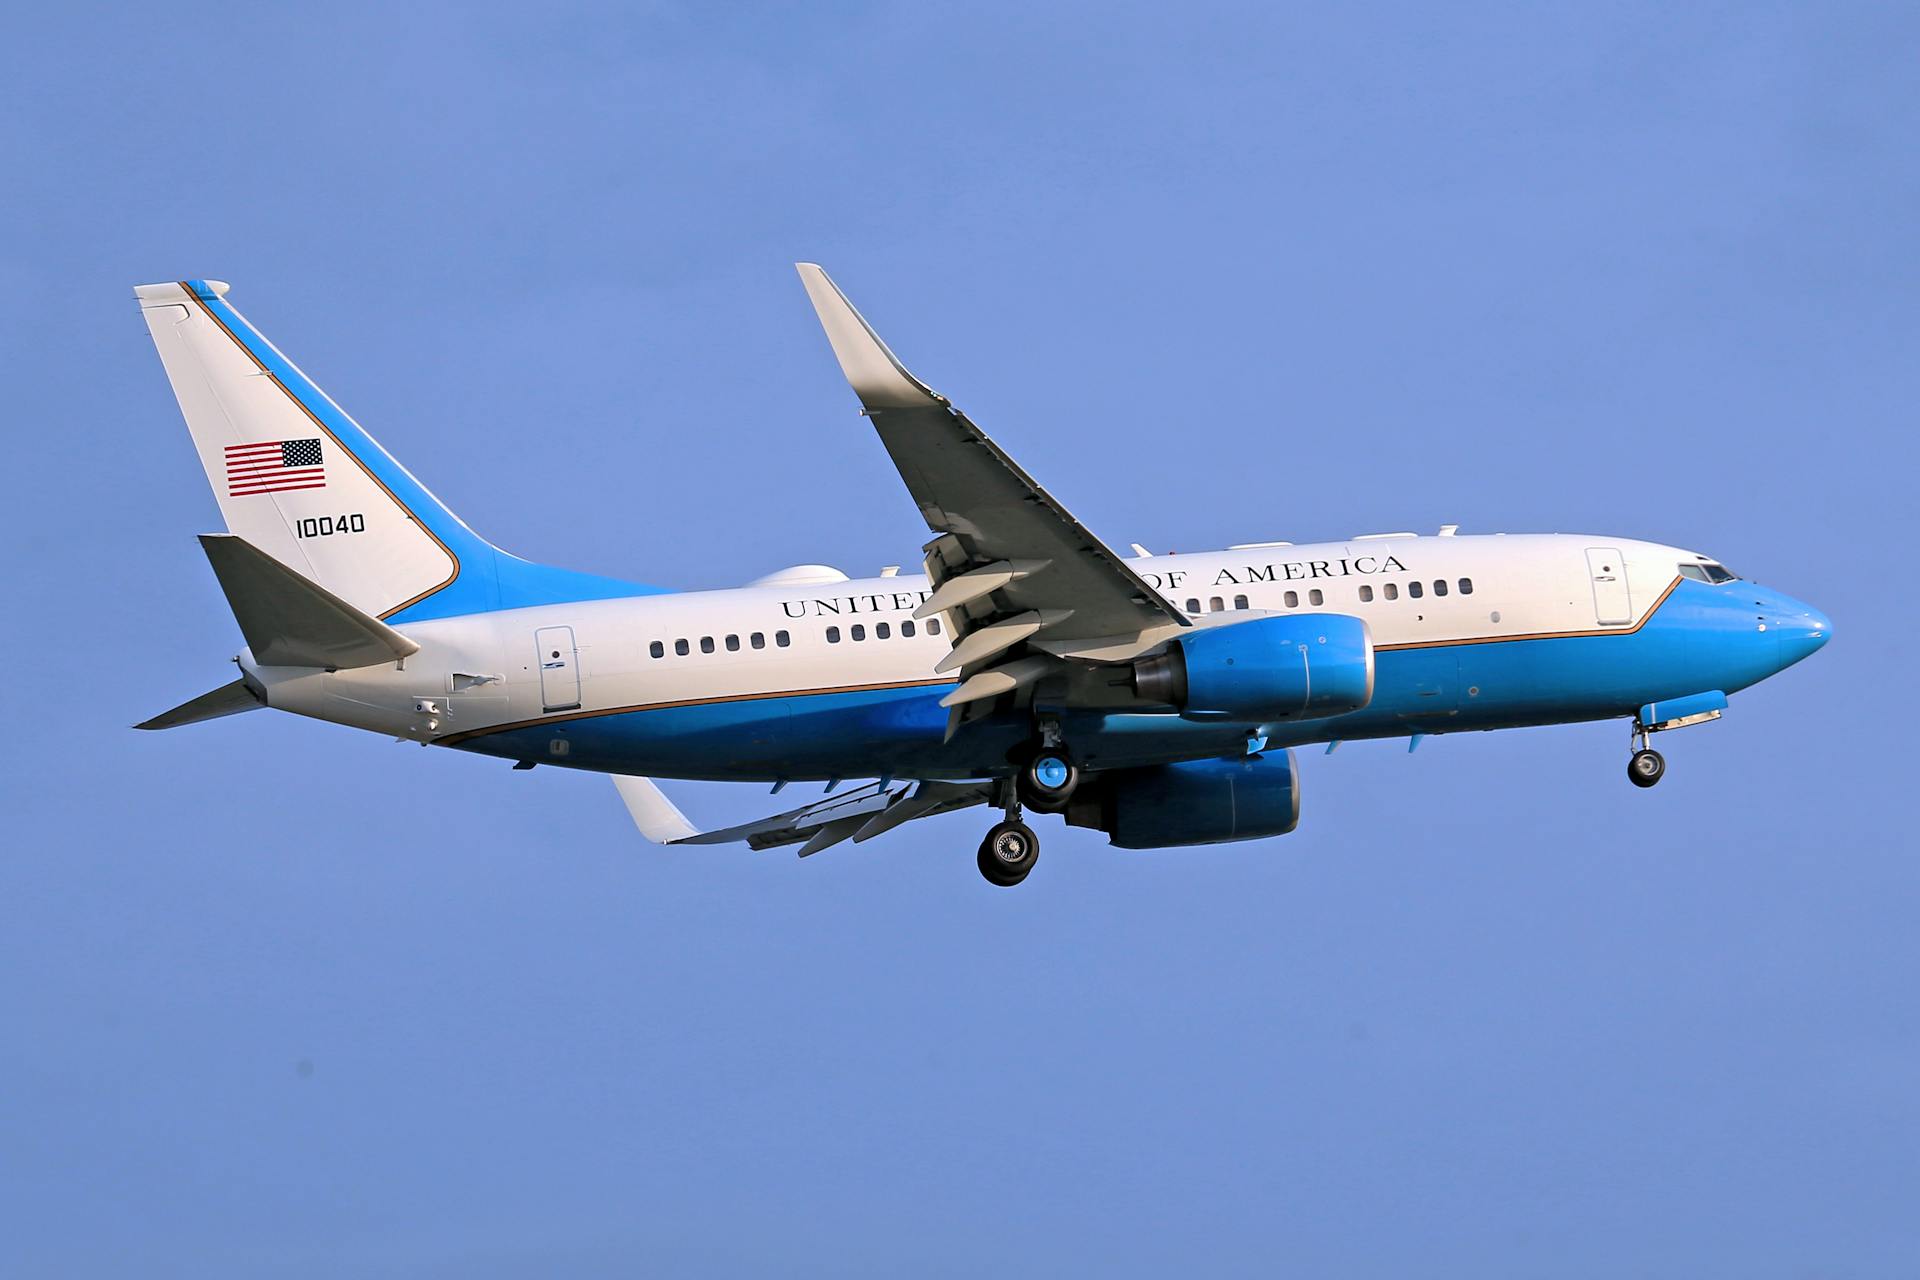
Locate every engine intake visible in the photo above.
<box><xmin>1133</xmin><ymin>613</ymin><xmax>1373</xmax><ymax>722</ymax></box>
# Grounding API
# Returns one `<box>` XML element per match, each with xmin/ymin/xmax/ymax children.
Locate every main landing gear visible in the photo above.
<box><xmin>978</xmin><ymin>726</ymin><xmax>1081</xmax><ymax>886</ymax></box>
<box><xmin>977</xmin><ymin>816</ymin><xmax>1040</xmax><ymax>887</ymax></box>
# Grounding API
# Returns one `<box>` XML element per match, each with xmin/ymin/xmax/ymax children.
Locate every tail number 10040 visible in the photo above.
<box><xmin>294</xmin><ymin>513</ymin><xmax>366</xmax><ymax>539</ymax></box>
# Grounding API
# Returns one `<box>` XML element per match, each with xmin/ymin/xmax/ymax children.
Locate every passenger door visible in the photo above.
<box><xmin>535</xmin><ymin>625</ymin><xmax>581</xmax><ymax>712</ymax></box>
<box><xmin>1584</xmin><ymin>547</ymin><xmax>1632</xmax><ymax>626</ymax></box>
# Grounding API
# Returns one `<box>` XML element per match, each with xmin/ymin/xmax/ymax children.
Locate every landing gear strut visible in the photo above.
<box><xmin>982</xmin><ymin>727</ymin><xmax>1073</xmax><ymax>885</ymax></box>
<box><xmin>1627</xmin><ymin>723</ymin><xmax>1665</xmax><ymax>788</ymax></box>
<box><xmin>977</xmin><ymin>781</ymin><xmax>1041</xmax><ymax>887</ymax></box>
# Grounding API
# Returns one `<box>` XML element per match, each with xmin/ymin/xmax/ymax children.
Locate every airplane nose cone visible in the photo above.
<box><xmin>1776</xmin><ymin>601</ymin><xmax>1832</xmax><ymax>666</ymax></box>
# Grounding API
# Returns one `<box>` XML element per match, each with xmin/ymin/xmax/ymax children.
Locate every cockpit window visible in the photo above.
<box><xmin>1679</xmin><ymin>560</ymin><xmax>1739</xmax><ymax>584</ymax></box>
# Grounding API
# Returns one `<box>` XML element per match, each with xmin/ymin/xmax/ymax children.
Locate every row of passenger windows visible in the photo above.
<box><xmin>650</xmin><ymin>630</ymin><xmax>792</xmax><ymax>658</ymax></box>
<box><xmin>826</xmin><ymin>618</ymin><xmax>941</xmax><ymax>643</ymax></box>
<box><xmin>648</xmin><ymin>616</ymin><xmax>947</xmax><ymax>658</ymax></box>
<box><xmin>1183</xmin><ymin>579</ymin><xmax>1475</xmax><ymax>614</ymax></box>
<box><xmin>1362</xmin><ymin>578</ymin><xmax>1473</xmax><ymax>602</ymax></box>
<box><xmin>651</xmin><ymin>578</ymin><xmax>1481</xmax><ymax>657</ymax></box>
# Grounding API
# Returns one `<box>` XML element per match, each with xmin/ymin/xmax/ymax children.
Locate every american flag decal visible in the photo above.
<box><xmin>225</xmin><ymin>438</ymin><xmax>326</xmax><ymax>497</ymax></box>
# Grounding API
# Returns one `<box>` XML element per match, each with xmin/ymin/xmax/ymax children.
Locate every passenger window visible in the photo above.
<box><xmin>851</xmin><ymin>624</ymin><xmax>866</xmax><ymax>641</ymax></box>
<box><xmin>1383</xmin><ymin>583</ymin><xmax>1399</xmax><ymax>601</ymax></box>
<box><xmin>674</xmin><ymin>638</ymin><xmax>689</xmax><ymax>656</ymax></box>
<box><xmin>1186</xmin><ymin>597</ymin><xmax>1201</xmax><ymax>613</ymax></box>
<box><xmin>1359</xmin><ymin>585</ymin><xmax>1374</xmax><ymax>603</ymax></box>
<box><xmin>775</xmin><ymin>630</ymin><xmax>791</xmax><ymax>647</ymax></box>
<box><xmin>700</xmin><ymin>636</ymin><xmax>715</xmax><ymax>654</ymax></box>
<box><xmin>902</xmin><ymin>620</ymin><xmax>917</xmax><ymax>637</ymax></box>
<box><xmin>927</xmin><ymin>619</ymin><xmax>942</xmax><ymax>635</ymax></box>
<box><xmin>1308</xmin><ymin>588</ymin><xmax>1324</xmax><ymax>606</ymax></box>
<box><xmin>876</xmin><ymin>622</ymin><xmax>891</xmax><ymax>640</ymax></box>
<box><xmin>1458</xmin><ymin>578</ymin><xmax>1473</xmax><ymax>595</ymax></box>
<box><xmin>750</xmin><ymin>632</ymin><xmax>766</xmax><ymax>649</ymax></box>
<box><xmin>725</xmin><ymin>634</ymin><xmax>741</xmax><ymax>651</ymax></box>
<box><xmin>1209</xmin><ymin>596</ymin><xmax>1224</xmax><ymax>612</ymax></box>
<box><xmin>1433</xmin><ymin>580</ymin><xmax>1448</xmax><ymax>597</ymax></box>
<box><xmin>649</xmin><ymin>640</ymin><xmax>664</xmax><ymax>658</ymax></box>
<box><xmin>1234</xmin><ymin>594</ymin><xmax>1249</xmax><ymax>610</ymax></box>
<box><xmin>826</xmin><ymin>626</ymin><xmax>841</xmax><ymax>644</ymax></box>
<box><xmin>1408</xmin><ymin>581</ymin><xmax>1423</xmax><ymax>599</ymax></box>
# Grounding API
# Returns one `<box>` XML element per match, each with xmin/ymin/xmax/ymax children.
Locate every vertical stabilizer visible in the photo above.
<box><xmin>134</xmin><ymin>280</ymin><xmax>659</xmax><ymax>622</ymax></box>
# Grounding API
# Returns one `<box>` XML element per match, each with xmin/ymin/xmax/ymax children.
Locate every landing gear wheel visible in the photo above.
<box><xmin>1628</xmin><ymin>748</ymin><xmax>1666</xmax><ymax>788</ymax></box>
<box><xmin>1017</xmin><ymin>752</ymin><xmax>1079</xmax><ymax>813</ymax></box>
<box><xmin>977</xmin><ymin>820</ymin><xmax>1040</xmax><ymax>887</ymax></box>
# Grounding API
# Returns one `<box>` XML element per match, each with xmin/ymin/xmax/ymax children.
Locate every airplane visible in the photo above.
<box><xmin>133</xmin><ymin>268</ymin><xmax>1832</xmax><ymax>886</ymax></box>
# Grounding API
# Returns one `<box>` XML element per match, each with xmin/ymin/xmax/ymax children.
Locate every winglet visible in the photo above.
<box><xmin>612</xmin><ymin>776</ymin><xmax>700</xmax><ymax>844</ymax></box>
<box><xmin>794</xmin><ymin>263</ymin><xmax>945</xmax><ymax>410</ymax></box>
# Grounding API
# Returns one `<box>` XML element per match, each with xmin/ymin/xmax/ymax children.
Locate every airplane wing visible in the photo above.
<box><xmin>614</xmin><ymin>776</ymin><xmax>992</xmax><ymax>855</ymax></box>
<box><xmin>796</xmin><ymin>265</ymin><xmax>1188</xmax><ymax>728</ymax></box>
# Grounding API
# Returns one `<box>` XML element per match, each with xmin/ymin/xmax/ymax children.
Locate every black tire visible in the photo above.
<box><xmin>977</xmin><ymin>820</ymin><xmax>1040</xmax><ymax>886</ymax></box>
<box><xmin>1017</xmin><ymin>752</ymin><xmax>1079</xmax><ymax>813</ymax></box>
<box><xmin>977</xmin><ymin>843</ymin><xmax>1018</xmax><ymax>886</ymax></box>
<box><xmin>1628</xmin><ymin>748</ymin><xmax>1666</xmax><ymax>788</ymax></box>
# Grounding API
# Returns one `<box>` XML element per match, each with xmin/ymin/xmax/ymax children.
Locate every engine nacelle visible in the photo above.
<box><xmin>1132</xmin><ymin>613</ymin><xmax>1374</xmax><ymax>722</ymax></box>
<box><xmin>1066</xmin><ymin>752</ymin><xmax>1302</xmax><ymax>848</ymax></box>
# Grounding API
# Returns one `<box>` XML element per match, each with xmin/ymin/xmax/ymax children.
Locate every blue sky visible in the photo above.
<box><xmin>3</xmin><ymin>3</ymin><xmax>1914</xmax><ymax>1274</ymax></box>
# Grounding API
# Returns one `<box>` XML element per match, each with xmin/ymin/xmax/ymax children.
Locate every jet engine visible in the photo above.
<box><xmin>1065</xmin><ymin>752</ymin><xmax>1302</xmax><ymax>848</ymax></box>
<box><xmin>1132</xmin><ymin>614</ymin><xmax>1374</xmax><ymax>722</ymax></box>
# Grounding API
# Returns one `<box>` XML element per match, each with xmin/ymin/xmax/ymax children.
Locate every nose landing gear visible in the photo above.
<box><xmin>1624</xmin><ymin>693</ymin><xmax>1728</xmax><ymax>789</ymax></box>
<box><xmin>1626</xmin><ymin>722</ymin><xmax>1666</xmax><ymax>788</ymax></box>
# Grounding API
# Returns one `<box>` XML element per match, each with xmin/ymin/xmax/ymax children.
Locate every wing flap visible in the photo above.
<box><xmin>628</xmin><ymin>778</ymin><xmax>993</xmax><ymax>854</ymax></box>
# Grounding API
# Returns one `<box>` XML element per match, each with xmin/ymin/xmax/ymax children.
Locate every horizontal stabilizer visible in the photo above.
<box><xmin>200</xmin><ymin>534</ymin><xmax>420</xmax><ymax>669</ymax></box>
<box><xmin>135</xmin><ymin>678</ymin><xmax>263</xmax><ymax>730</ymax></box>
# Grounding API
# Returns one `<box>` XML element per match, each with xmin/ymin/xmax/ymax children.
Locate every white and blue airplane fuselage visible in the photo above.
<box><xmin>135</xmin><ymin>272</ymin><xmax>1830</xmax><ymax>884</ymax></box>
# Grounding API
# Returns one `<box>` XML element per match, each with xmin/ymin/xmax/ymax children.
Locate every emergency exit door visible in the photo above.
<box><xmin>535</xmin><ymin>626</ymin><xmax>581</xmax><ymax>712</ymax></box>
<box><xmin>1584</xmin><ymin>548</ymin><xmax>1632</xmax><ymax>626</ymax></box>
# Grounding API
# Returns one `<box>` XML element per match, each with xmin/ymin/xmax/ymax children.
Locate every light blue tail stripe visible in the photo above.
<box><xmin>183</xmin><ymin>280</ymin><xmax>664</xmax><ymax>622</ymax></box>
